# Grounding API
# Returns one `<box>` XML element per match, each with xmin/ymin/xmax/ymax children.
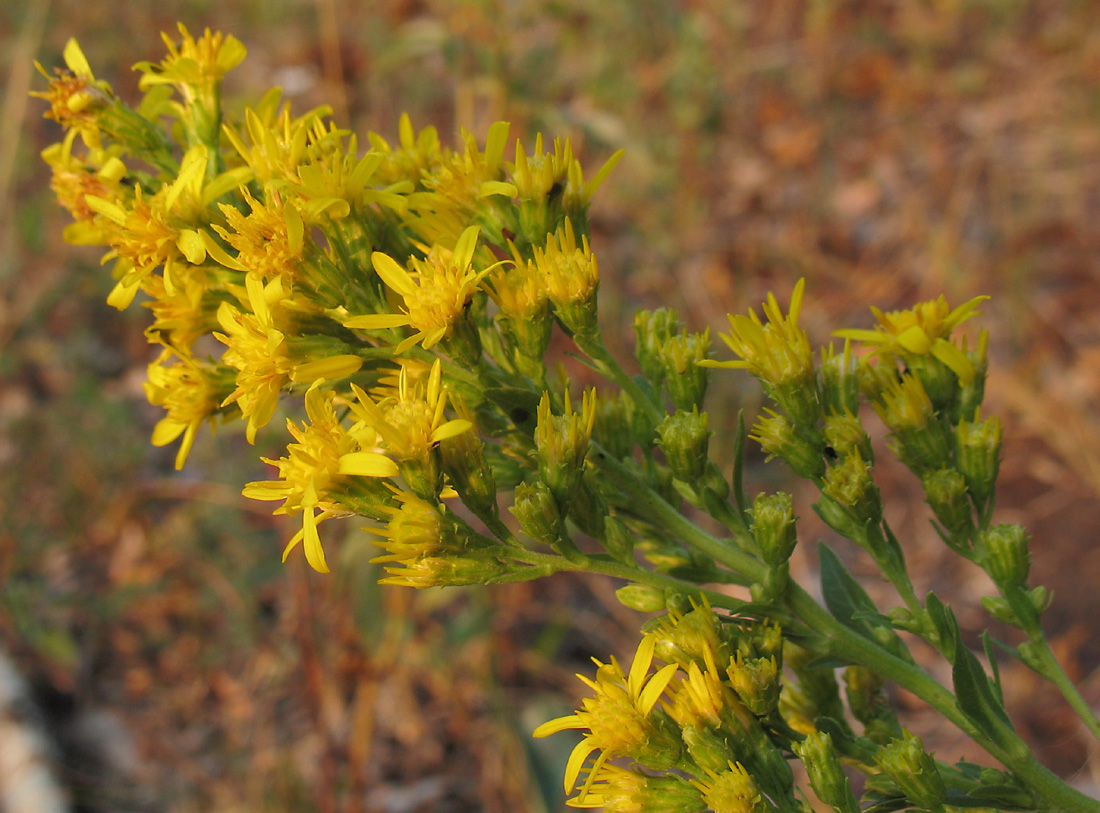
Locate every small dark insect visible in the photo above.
<box><xmin>824</xmin><ymin>445</ymin><xmax>839</xmax><ymax>461</ymax></box>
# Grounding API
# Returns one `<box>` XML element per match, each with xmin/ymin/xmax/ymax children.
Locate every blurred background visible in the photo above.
<box><xmin>5</xmin><ymin>0</ymin><xmax>1100</xmax><ymax>810</ymax></box>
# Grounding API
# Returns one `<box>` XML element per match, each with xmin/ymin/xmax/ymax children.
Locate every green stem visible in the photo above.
<box><xmin>593</xmin><ymin>446</ymin><xmax>760</xmax><ymax>584</ymax></box>
<box><xmin>1025</xmin><ymin>636</ymin><xmax>1100</xmax><ymax>745</ymax></box>
<box><xmin>508</xmin><ymin>548</ymin><xmax>749</xmax><ymax>614</ymax></box>
<box><xmin>574</xmin><ymin>333</ymin><xmax>664</xmax><ymax>428</ymax></box>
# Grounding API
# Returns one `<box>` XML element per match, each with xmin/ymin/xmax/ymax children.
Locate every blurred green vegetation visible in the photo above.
<box><xmin>6</xmin><ymin>0</ymin><xmax>1100</xmax><ymax>809</ymax></box>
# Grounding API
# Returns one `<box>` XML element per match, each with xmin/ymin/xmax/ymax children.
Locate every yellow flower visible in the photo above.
<box><xmin>834</xmin><ymin>294</ymin><xmax>988</xmax><ymax>386</ymax></box>
<box><xmin>244</xmin><ymin>381</ymin><xmax>399</xmax><ymax>573</ymax></box>
<box><xmin>367</xmin><ymin>113</ymin><xmax>443</xmax><ymax>187</ymax></box>
<box><xmin>533</xmin><ymin>635</ymin><xmax>682</xmax><ymax>796</ymax></box>
<box><xmin>368</xmin><ymin>491</ymin><xmax>507</xmax><ymax>588</ymax></box>
<box><xmin>40</xmin><ymin>133</ymin><xmax>126</xmax><ymax>244</ymax></box>
<box><xmin>211</xmin><ymin>188</ymin><xmax>306</xmax><ymax>282</ymax></box>
<box><xmin>347</xmin><ymin>358</ymin><xmax>472</xmax><ymax>465</ymax></box>
<box><xmin>83</xmin><ymin>144</ymin><xmax>223</xmax><ymax>307</ymax></box>
<box><xmin>535</xmin><ymin>218</ymin><xmax>599</xmax><ymax>327</ymax></box>
<box><xmin>701</xmin><ymin>278</ymin><xmax>812</xmax><ymax>390</ymax></box>
<box><xmin>144</xmin><ymin>348</ymin><xmax>233</xmax><ymax>469</ymax></box>
<box><xmin>142</xmin><ymin>271</ymin><xmax>219</xmax><ymax>351</ymax></box>
<box><xmin>134</xmin><ymin>24</ymin><xmax>246</xmax><ymax>103</ymax></box>
<box><xmin>216</xmin><ymin>273</ymin><xmax>363</xmax><ymax>442</ymax></box>
<box><xmin>33</xmin><ymin>39</ymin><xmax>113</xmax><ymax>149</ymax></box>
<box><xmin>344</xmin><ymin>225</ymin><xmax>492</xmax><ymax>355</ymax></box>
<box><xmin>561</xmin><ymin>762</ymin><xmax>704</xmax><ymax>811</ymax></box>
<box><xmin>222</xmin><ymin>97</ymin><xmax>331</xmax><ymax>187</ymax></box>
<box><xmin>691</xmin><ymin>762</ymin><xmax>768</xmax><ymax>813</ymax></box>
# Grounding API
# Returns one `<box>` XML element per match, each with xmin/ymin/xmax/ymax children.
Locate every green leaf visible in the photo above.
<box><xmin>965</xmin><ymin>784</ymin><xmax>1036</xmax><ymax>810</ymax></box>
<box><xmin>952</xmin><ymin>635</ymin><xmax>1015</xmax><ymax>745</ymax></box>
<box><xmin>819</xmin><ymin>543</ymin><xmax>880</xmax><ymax>636</ymax></box>
<box><xmin>731</xmin><ymin>410</ymin><xmax>749</xmax><ymax>520</ymax></box>
<box><xmin>925</xmin><ymin>591</ymin><xmax>959</xmax><ymax>655</ymax></box>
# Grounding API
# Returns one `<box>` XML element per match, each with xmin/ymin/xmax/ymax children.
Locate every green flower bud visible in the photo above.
<box><xmin>844</xmin><ymin>666</ymin><xmax>899</xmax><ymax>744</ymax></box>
<box><xmin>874</xmin><ymin>374</ymin><xmax>950</xmax><ymax>475</ymax></box>
<box><xmin>511</xmin><ymin>480</ymin><xmax>564</xmax><ymax>546</ymax></box>
<box><xmin>440</xmin><ymin>413</ymin><xmax>497</xmax><ymax>521</ymax></box>
<box><xmin>795</xmin><ymin>731</ymin><xmax>860</xmax><ymax>813</ymax></box>
<box><xmin>634</xmin><ymin>307</ymin><xmax>683</xmax><ymax>387</ymax></box>
<box><xmin>820</xmin><ymin>449</ymin><xmax>881</xmax><ymax>528</ymax></box>
<box><xmin>980</xmin><ymin>595</ymin><xmax>1019</xmax><ymax>626</ymax></box>
<box><xmin>750</xmin><ymin>491</ymin><xmax>798</xmax><ymax>567</ymax></box>
<box><xmin>981</xmin><ymin>587</ymin><xmax>1051</xmax><ymax>627</ymax></box>
<box><xmin>682</xmin><ymin>724</ymin><xmax>741</xmax><ymax>776</ymax></box>
<box><xmin>534</xmin><ymin>389</ymin><xmax>595</xmax><ymax>507</ymax></box>
<box><xmin>602</xmin><ymin>514</ymin><xmax>635</xmax><ymax>564</ymax></box>
<box><xmin>823</xmin><ymin>412</ymin><xmax>874</xmax><ymax>464</ymax></box>
<box><xmin>751</xmin><ymin>409</ymin><xmax>825</xmax><ymax>479</ymax></box>
<box><xmin>727</xmin><ymin>654</ymin><xmax>780</xmax><ymax>716</ymax></box>
<box><xmin>956</xmin><ymin>412</ymin><xmax>1002</xmax><ymax>510</ymax></box>
<box><xmin>858</xmin><ymin>358</ymin><xmax>899</xmax><ymax>403</ymax></box>
<box><xmin>979</xmin><ymin>523</ymin><xmax>1030</xmax><ymax>587</ymax></box>
<box><xmin>904</xmin><ymin>352</ymin><xmax>959</xmax><ymax>415</ymax></box>
<box><xmin>658</xmin><ymin>408</ymin><xmax>711</xmax><ymax>483</ymax></box>
<box><xmin>820</xmin><ymin>340</ymin><xmax>862</xmax><ymax>416</ymax></box>
<box><xmin>595</xmin><ymin>389</ymin><xmax>642</xmax><ymax>459</ymax></box>
<box><xmin>875</xmin><ymin>731</ymin><xmax>946</xmax><ymax>812</ymax></box>
<box><xmin>661</xmin><ymin>330</ymin><xmax>711</xmax><ymax>410</ymax></box>
<box><xmin>921</xmin><ymin>468</ymin><xmax>974</xmax><ymax>543</ymax></box>
<box><xmin>616</xmin><ymin>584</ymin><xmax>667</xmax><ymax>613</ymax></box>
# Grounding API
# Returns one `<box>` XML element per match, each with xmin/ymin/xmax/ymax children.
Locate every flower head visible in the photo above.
<box><xmin>144</xmin><ymin>348</ymin><xmax>235</xmax><ymax>469</ymax></box>
<box><xmin>216</xmin><ymin>274</ymin><xmax>362</xmax><ymax>441</ymax></box>
<box><xmin>533</xmin><ymin>635</ymin><xmax>683</xmax><ymax>796</ymax></box>
<box><xmin>834</xmin><ymin>294</ymin><xmax>988</xmax><ymax>386</ymax></box>
<box><xmin>243</xmin><ymin>381</ymin><xmax>398</xmax><ymax>573</ymax></box>
<box><xmin>345</xmin><ymin>225</ymin><xmax>492</xmax><ymax>357</ymax></box>
<box><xmin>134</xmin><ymin>24</ymin><xmax>246</xmax><ymax>103</ymax></box>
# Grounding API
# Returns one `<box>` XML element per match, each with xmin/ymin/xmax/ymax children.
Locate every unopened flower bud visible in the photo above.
<box><xmin>634</xmin><ymin>308</ymin><xmax>683</xmax><ymax>387</ymax></box>
<box><xmin>956</xmin><ymin>412</ymin><xmax>1001</xmax><ymax>509</ymax></box>
<box><xmin>616</xmin><ymin>584</ymin><xmax>667</xmax><ymax>613</ymax></box>
<box><xmin>602</xmin><ymin>514</ymin><xmax>635</xmax><ymax>564</ymax></box>
<box><xmin>440</xmin><ymin>406</ymin><xmax>497</xmax><ymax>521</ymax></box>
<box><xmin>536</xmin><ymin>219</ymin><xmax>599</xmax><ymax>339</ymax></box>
<box><xmin>512</xmin><ymin>480</ymin><xmax>564</xmax><ymax>546</ymax></box>
<box><xmin>750</xmin><ymin>491</ymin><xmax>797</xmax><ymax>567</ymax></box>
<box><xmin>534</xmin><ymin>388</ymin><xmax>595</xmax><ymax>506</ymax></box>
<box><xmin>751</xmin><ymin>410</ymin><xmax>825</xmax><ymax>479</ymax></box>
<box><xmin>875</xmin><ymin>374</ymin><xmax>950</xmax><ymax>475</ymax></box>
<box><xmin>874</xmin><ymin>731</ymin><xmax>946</xmax><ymax>812</ymax></box>
<box><xmin>658</xmin><ymin>408</ymin><xmax>711</xmax><ymax>483</ymax></box>
<box><xmin>795</xmin><ymin>731</ymin><xmax>860</xmax><ymax>813</ymax></box>
<box><xmin>858</xmin><ymin>358</ymin><xmax>899</xmax><ymax>403</ymax></box>
<box><xmin>661</xmin><ymin>330</ymin><xmax>711</xmax><ymax>410</ymax></box>
<box><xmin>820</xmin><ymin>449</ymin><xmax>881</xmax><ymax>528</ymax></box>
<box><xmin>904</xmin><ymin>352</ymin><xmax>959</xmax><ymax>414</ymax></box>
<box><xmin>979</xmin><ymin>523</ymin><xmax>1030</xmax><ymax>587</ymax></box>
<box><xmin>823</xmin><ymin>412</ymin><xmax>873</xmax><ymax>464</ymax></box>
<box><xmin>921</xmin><ymin>468</ymin><xmax>974</xmax><ymax>543</ymax></box>
<box><xmin>727</xmin><ymin>654</ymin><xmax>780</xmax><ymax>716</ymax></box>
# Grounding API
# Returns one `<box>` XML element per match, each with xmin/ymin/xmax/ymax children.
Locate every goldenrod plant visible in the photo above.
<box><xmin>36</xmin><ymin>26</ymin><xmax>1100</xmax><ymax>812</ymax></box>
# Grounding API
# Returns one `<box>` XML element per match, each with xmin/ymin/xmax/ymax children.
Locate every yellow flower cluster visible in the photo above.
<box><xmin>37</xmin><ymin>28</ymin><xmax>621</xmax><ymax>574</ymax></box>
<box><xmin>533</xmin><ymin>603</ymin><xmax>794</xmax><ymax>811</ymax></box>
